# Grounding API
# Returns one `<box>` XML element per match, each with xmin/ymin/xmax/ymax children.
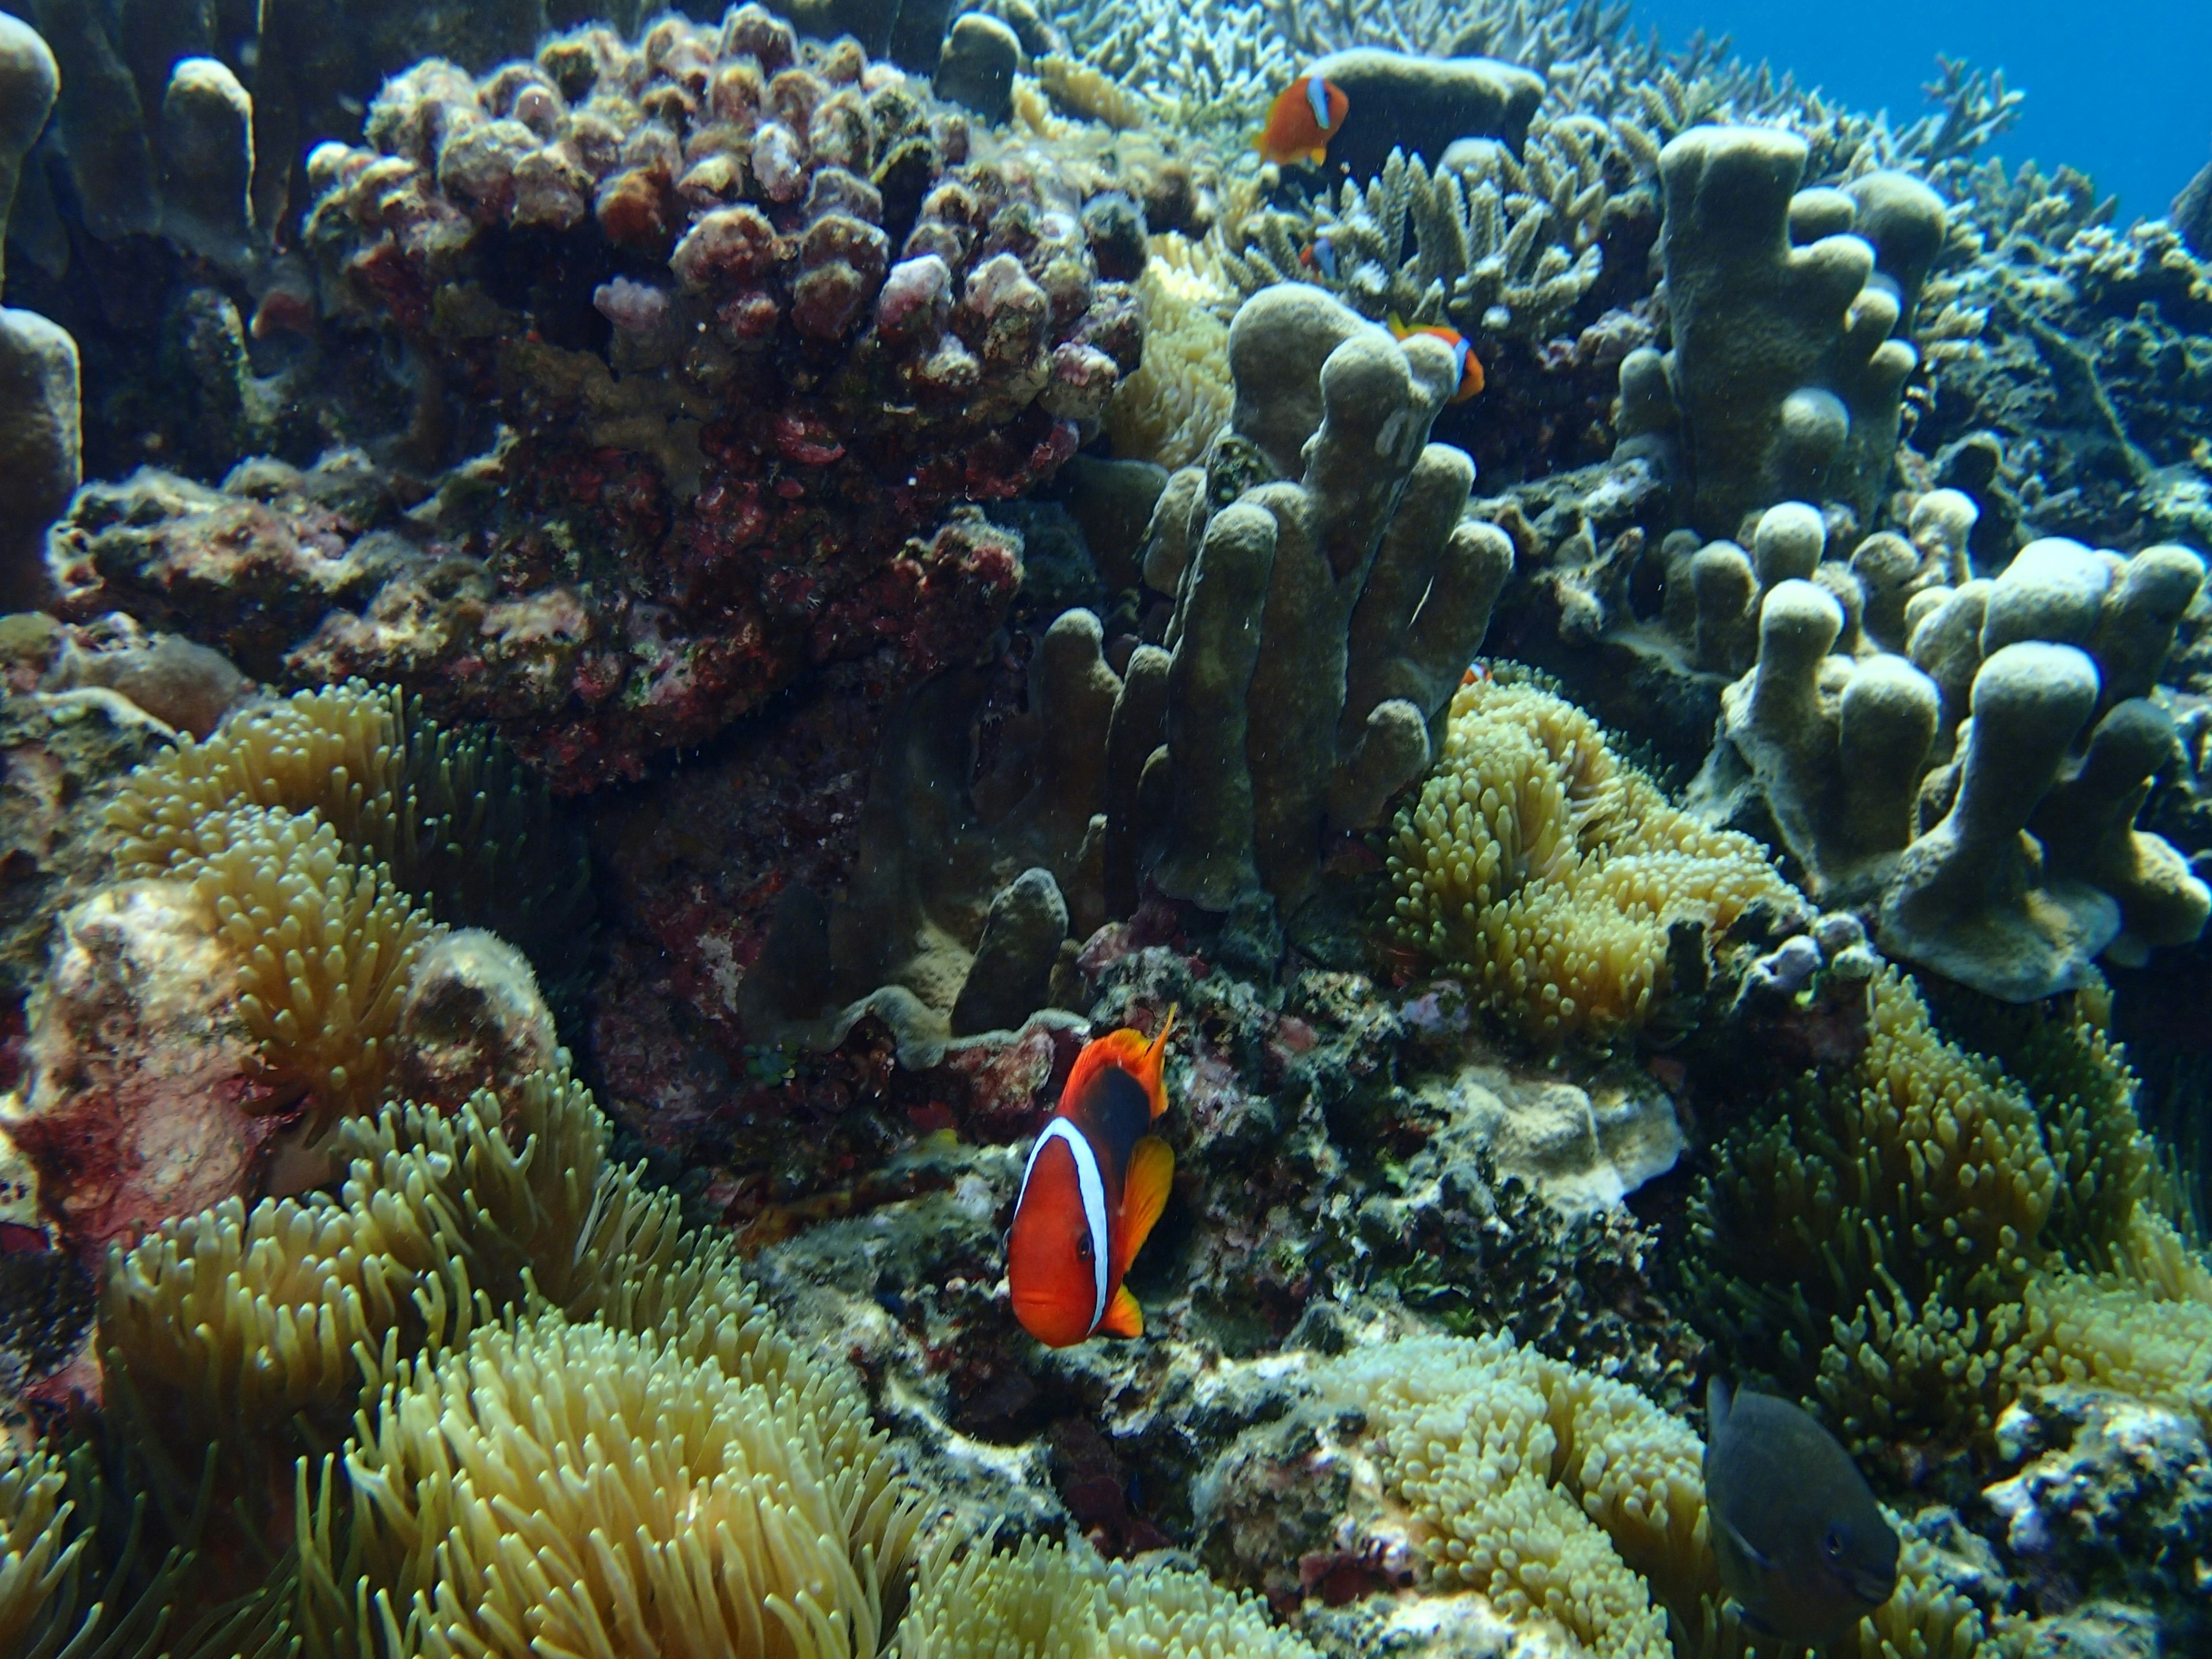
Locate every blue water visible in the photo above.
<box><xmin>1632</xmin><ymin>0</ymin><xmax>2212</xmax><ymax>222</ymax></box>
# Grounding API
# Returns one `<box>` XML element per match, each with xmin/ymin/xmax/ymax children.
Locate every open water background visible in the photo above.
<box><xmin>1633</xmin><ymin>0</ymin><xmax>2211</xmax><ymax>221</ymax></box>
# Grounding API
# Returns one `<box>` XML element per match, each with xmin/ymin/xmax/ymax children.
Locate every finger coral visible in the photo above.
<box><xmin>1707</xmin><ymin>535</ymin><xmax>2210</xmax><ymax>1001</ymax></box>
<box><xmin>1387</xmin><ymin>673</ymin><xmax>1801</xmax><ymax>1043</ymax></box>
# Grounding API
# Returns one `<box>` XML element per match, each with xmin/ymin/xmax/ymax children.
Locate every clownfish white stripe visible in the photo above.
<box><xmin>1018</xmin><ymin>1118</ymin><xmax>1110</xmax><ymax>1332</ymax></box>
<box><xmin>1305</xmin><ymin>75</ymin><xmax>1332</xmax><ymax>132</ymax></box>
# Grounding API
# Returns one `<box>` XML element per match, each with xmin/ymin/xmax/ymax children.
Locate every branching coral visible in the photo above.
<box><xmin>1387</xmin><ymin>674</ymin><xmax>1800</xmax><ymax>1043</ymax></box>
<box><xmin>1228</xmin><ymin>138</ymin><xmax>1611</xmax><ymax>343</ymax></box>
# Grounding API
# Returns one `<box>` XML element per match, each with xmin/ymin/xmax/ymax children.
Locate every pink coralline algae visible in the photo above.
<box><xmin>101</xmin><ymin>4</ymin><xmax>1139</xmax><ymax>789</ymax></box>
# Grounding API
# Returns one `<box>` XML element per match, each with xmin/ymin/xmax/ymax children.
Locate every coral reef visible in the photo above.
<box><xmin>1141</xmin><ymin>283</ymin><xmax>1514</xmax><ymax>915</ymax></box>
<box><xmin>2</xmin><ymin>1</ymin><xmax>2211</xmax><ymax>1655</ymax></box>
<box><xmin>1702</xmin><ymin>533</ymin><xmax>2209</xmax><ymax>999</ymax></box>
<box><xmin>1618</xmin><ymin>127</ymin><xmax>1936</xmax><ymax>538</ymax></box>
<box><xmin>44</xmin><ymin>7</ymin><xmax>1143</xmax><ymax>790</ymax></box>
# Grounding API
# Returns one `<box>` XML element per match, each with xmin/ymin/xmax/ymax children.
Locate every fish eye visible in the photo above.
<box><xmin>1823</xmin><ymin>1529</ymin><xmax>1846</xmax><ymax>1560</ymax></box>
<box><xmin>1076</xmin><ymin>1237</ymin><xmax>1092</xmax><ymax>1262</ymax></box>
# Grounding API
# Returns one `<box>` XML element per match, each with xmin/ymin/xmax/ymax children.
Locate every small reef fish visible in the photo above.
<box><xmin>1388</xmin><ymin>313</ymin><xmax>1485</xmax><ymax>403</ymax></box>
<box><xmin>1705</xmin><ymin>1378</ymin><xmax>1900</xmax><ymax>1647</ymax></box>
<box><xmin>1298</xmin><ymin>236</ymin><xmax>1338</xmax><ymax>281</ymax></box>
<box><xmin>1256</xmin><ymin>75</ymin><xmax>1347</xmax><ymax>169</ymax></box>
<box><xmin>1008</xmin><ymin>1009</ymin><xmax>1177</xmax><ymax>1347</ymax></box>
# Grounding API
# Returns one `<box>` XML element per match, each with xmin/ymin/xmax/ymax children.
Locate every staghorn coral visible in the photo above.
<box><xmin>301</xmin><ymin>1306</ymin><xmax>919</xmax><ymax>1659</ymax></box>
<box><xmin>1387</xmin><ymin>674</ymin><xmax>1801</xmax><ymax>1044</ymax></box>
<box><xmin>1226</xmin><ymin>136</ymin><xmax>1611</xmax><ymax>345</ymax></box>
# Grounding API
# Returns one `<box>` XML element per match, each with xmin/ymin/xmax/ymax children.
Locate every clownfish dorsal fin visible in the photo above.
<box><xmin>1100</xmin><ymin>1282</ymin><xmax>1143</xmax><ymax>1338</ymax></box>
<box><xmin>1137</xmin><ymin>1005</ymin><xmax>1177</xmax><ymax>1119</ymax></box>
<box><xmin>1115</xmin><ymin>1134</ymin><xmax>1175</xmax><ymax>1282</ymax></box>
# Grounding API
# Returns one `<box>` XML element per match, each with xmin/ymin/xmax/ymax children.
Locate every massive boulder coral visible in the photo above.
<box><xmin>1616</xmin><ymin>126</ymin><xmax>1942</xmax><ymax>539</ymax></box>
<box><xmin>58</xmin><ymin>7</ymin><xmax>1141</xmax><ymax>790</ymax></box>
<box><xmin>1706</xmin><ymin>532</ymin><xmax>2207</xmax><ymax>999</ymax></box>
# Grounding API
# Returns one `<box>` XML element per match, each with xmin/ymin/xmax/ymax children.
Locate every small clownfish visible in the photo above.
<box><xmin>1008</xmin><ymin>1009</ymin><xmax>1178</xmax><ymax>1347</ymax></box>
<box><xmin>1256</xmin><ymin>75</ymin><xmax>1347</xmax><ymax>169</ymax></box>
<box><xmin>1388</xmin><ymin>313</ymin><xmax>1485</xmax><ymax>403</ymax></box>
<box><xmin>1298</xmin><ymin>235</ymin><xmax>1338</xmax><ymax>281</ymax></box>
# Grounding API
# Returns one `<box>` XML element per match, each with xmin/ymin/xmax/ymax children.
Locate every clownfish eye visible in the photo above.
<box><xmin>1822</xmin><ymin>1529</ymin><xmax>1845</xmax><ymax>1561</ymax></box>
<box><xmin>1077</xmin><ymin>1236</ymin><xmax>1093</xmax><ymax>1262</ymax></box>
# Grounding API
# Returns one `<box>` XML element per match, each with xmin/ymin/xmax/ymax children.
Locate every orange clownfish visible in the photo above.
<box><xmin>1008</xmin><ymin>1009</ymin><xmax>1177</xmax><ymax>1347</ymax></box>
<box><xmin>1255</xmin><ymin>75</ymin><xmax>1347</xmax><ymax>169</ymax></box>
<box><xmin>1388</xmin><ymin>314</ymin><xmax>1485</xmax><ymax>403</ymax></box>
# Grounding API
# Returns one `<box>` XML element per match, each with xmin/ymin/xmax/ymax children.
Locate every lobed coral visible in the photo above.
<box><xmin>1387</xmin><ymin>673</ymin><xmax>1800</xmax><ymax>1044</ymax></box>
<box><xmin>242</xmin><ymin>5</ymin><xmax>1143</xmax><ymax>787</ymax></box>
<box><xmin>1705</xmin><ymin>532</ymin><xmax>2209</xmax><ymax>1001</ymax></box>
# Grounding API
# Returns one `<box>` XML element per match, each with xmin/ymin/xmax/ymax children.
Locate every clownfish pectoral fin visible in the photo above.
<box><xmin>1115</xmin><ymin>1134</ymin><xmax>1175</xmax><ymax>1282</ymax></box>
<box><xmin>1308</xmin><ymin>146</ymin><xmax>1328</xmax><ymax>166</ymax></box>
<box><xmin>1100</xmin><ymin>1282</ymin><xmax>1144</xmax><ymax>1338</ymax></box>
